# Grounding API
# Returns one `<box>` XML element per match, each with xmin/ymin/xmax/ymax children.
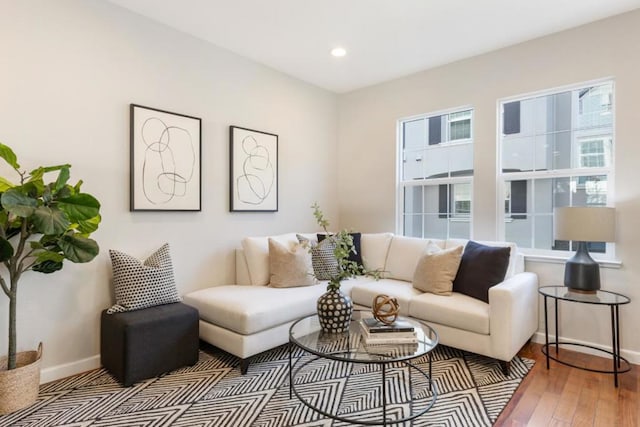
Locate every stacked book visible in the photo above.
<box><xmin>359</xmin><ymin>317</ymin><xmax>418</xmax><ymax>345</ymax></box>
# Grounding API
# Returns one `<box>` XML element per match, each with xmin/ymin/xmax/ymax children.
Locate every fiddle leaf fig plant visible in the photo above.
<box><xmin>0</xmin><ymin>142</ymin><xmax>101</xmax><ymax>370</ymax></box>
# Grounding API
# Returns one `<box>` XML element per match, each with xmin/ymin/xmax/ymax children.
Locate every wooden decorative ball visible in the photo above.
<box><xmin>372</xmin><ymin>294</ymin><xmax>399</xmax><ymax>325</ymax></box>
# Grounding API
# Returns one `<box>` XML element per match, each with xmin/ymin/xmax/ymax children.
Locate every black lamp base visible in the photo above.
<box><xmin>564</xmin><ymin>241</ymin><xmax>600</xmax><ymax>293</ymax></box>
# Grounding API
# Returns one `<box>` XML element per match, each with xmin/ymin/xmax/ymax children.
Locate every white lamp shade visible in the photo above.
<box><xmin>554</xmin><ymin>207</ymin><xmax>616</xmax><ymax>242</ymax></box>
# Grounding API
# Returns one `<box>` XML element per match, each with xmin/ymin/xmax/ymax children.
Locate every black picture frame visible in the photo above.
<box><xmin>229</xmin><ymin>126</ymin><xmax>278</xmax><ymax>212</ymax></box>
<box><xmin>130</xmin><ymin>104</ymin><xmax>202</xmax><ymax>211</ymax></box>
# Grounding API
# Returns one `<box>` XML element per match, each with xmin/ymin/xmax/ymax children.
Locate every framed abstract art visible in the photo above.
<box><xmin>229</xmin><ymin>126</ymin><xmax>278</xmax><ymax>212</ymax></box>
<box><xmin>130</xmin><ymin>104</ymin><xmax>201</xmax><ymax>211</ymax></box>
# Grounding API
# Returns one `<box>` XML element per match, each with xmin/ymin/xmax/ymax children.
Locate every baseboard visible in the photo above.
<box><xmin>531</xmin><ymin>332</ymin><xmax>640</xmax><ymax>365</ymax></box>
<box><xmin>40</xmin><ymin>354</ymin><xmax>101</xmax><ymax>384</ymax></box>
<box><xmin>38</xmin><ymin>334</ymin><xmax>640</xmax><ymax>384</ymax></box>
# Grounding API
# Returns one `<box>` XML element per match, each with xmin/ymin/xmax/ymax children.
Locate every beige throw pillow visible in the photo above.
<box><xmin>412</xmin><ymin>245</ymin><xmax>463</xmax><ymax>295</ymax></box>
<box><xmin>268</xmin><ymin>238</ymin><xmax>316</xmax><ymax>288</ymax></box>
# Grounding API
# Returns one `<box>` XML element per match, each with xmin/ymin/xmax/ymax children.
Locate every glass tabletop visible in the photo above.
<box><xmin>289</xmin><ymin>310</ymin><xmax>438</xmax><ymax>363</ymax></box>
<box><xmin>538</xmin><ymin>286</ymin><xmax>630</xmax><ymax>305</ymax></box>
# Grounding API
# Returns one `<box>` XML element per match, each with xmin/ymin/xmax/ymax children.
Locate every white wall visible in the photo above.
<box><xmin>338</xmin><ymin>11</ymin><xmax>640</xmax><ymax>360</ymax></box>
<box><xmin>0</xmin><ymin>0</ymin><xmax>338</xmax><ymax>381</ymax></box>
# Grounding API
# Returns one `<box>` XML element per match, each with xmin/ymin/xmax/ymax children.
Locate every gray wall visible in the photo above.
<box><xmin>338</xmin><ymin>10</ymin><xmax>640</xmax><ymax>361</ymax></box>
<box><xmin>0</xmin><ymin>0</ymin><xmax>339</xmax><ymax>381</ymax></box>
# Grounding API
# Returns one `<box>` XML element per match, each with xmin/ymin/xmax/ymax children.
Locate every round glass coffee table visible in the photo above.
<box><xmin>289</xmin><ymin>310</ymin><xmax>439</xmax><ymax>426</ymax></box>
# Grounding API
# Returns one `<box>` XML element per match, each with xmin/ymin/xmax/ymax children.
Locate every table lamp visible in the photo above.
<box><xmin>554</xmin><ymin>207</ymin><xmax>615</xmax><ymax>293</ymax></box>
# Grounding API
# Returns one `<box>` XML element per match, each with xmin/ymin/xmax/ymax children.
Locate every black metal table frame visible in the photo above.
<box><xmin>288</xmin><ymin>345</ymin><xmax>437</xmax><ymax>426</ymax></box>
<box><xmin>541</xmin><ymin>287</ymin><xmax>631</xmax><ymax>387</ymax></box>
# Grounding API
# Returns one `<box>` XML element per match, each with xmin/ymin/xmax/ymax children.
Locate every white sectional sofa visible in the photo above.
<box><xmin>184</xmin><ymin>232</ymin><xmax>538</xmax><ymax>374</ymax></box>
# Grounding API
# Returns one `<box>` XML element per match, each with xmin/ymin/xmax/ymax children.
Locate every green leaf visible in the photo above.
<box><xmin>57</xmin><ymin>194</ymin><xmax>100</xmax><ymax>222</ymax></box>
<box><xmin>1</xmin><ymin>189</ymin><xmax>36</xmax><ymax>217</ymax></box>
<box><xmin>39</xmin><ymin>234</ymin><xmax>59</xmax><ymax>246</ymax></box>
<box><xmin>58</xmin><ymin>234</ymin><xmax>99</xmax><ymax>263</ymax></box>
<box><xmin>22</xmin><ymin>179</ymin><xmax>44</xmax><ymax>198</ymax></box>
<box><xmin>0</xmin><ymin>237</ymin><xmax>14</xmax><ymax>262</ymax></box>
<box><xmin>32</xmin><ymin>206</ymin><xmax>71</xmax><ymax>235</ymax></box>
<box><xmin>29</xmin><ymin>241</ymin><xmax>45</xmax><ymax>250</ymax></box>
<box><xmin>76</xmin><ymin>214</ymin><xmax>101</xmax><ymax>234</ymax></box>
<box><xmin>29</xmin><ymin>164</ymin><xmax>71</xmax><ymax>179</ymax></box>
<box><xmin>0</xmin><ymin>176</ymin><xmax>15</xmax><ymax>192</ymax></box>
<box><xmin>42</xmin><ymin>185</ymin><xmax>53</xmax><ymax>204</ymax></box>
<box><xmin>0</xmin><ymin>210</ymin><xmax>7</xmax><ymax>228</ymax></box>
<box><xmin>32</xmin><ymin>260</ymin><xmax>63</xmax><ymax>274</ymax></box>
<box><xmin>55</xmin><ymin>185</ymin><xmax>73</xmax><ymax>199</ymax></box>
<box><xmin>35</xmin><ymin>250</ymin><xmax>65</xmax><ymax>263</ymax></box>
<box><xmin>0</xmin><ymin>143</ymin><xmax>20</xmax><ymax>170</ymax></box>
<box><xmin>54</xmin><ymin>167</ymin><xmax>70</xmax><ymax>191</ymax></box>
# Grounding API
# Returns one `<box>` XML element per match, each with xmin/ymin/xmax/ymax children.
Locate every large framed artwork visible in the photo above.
<box><xmin>230</xmin><ymin>126</ymin><xmax>278</xmax><ymax>212</ymax></box>
<box><xmin>130</xmin><ymin>104</ymin><xmax>201</xmax><ymax>211</ymax></box>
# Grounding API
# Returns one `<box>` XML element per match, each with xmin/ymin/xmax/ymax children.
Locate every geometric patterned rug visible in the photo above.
<box><xmin>0</xmin><ymin>344</ymin><xmax>533</xmax><ymax>427</ymax></box>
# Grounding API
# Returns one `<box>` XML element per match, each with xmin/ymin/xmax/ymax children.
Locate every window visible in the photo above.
<box><xmin>579</xmin><ymin>137</ymin><xmax>611</xmax><ymax>168</ymax></box>
<box><xmin>498</xmin><ymin>80</ymin><xmax>614</xmax><ymax>255</ymax></box>
<box><xmin>398</xmin><ymin>108</ymin><xmax>473</xmax><ymax>239</ymax></box>
<box><xmin>448</xmin><ymin>110</ymin><xmax>472</xmax><ymax>141</ymax></box>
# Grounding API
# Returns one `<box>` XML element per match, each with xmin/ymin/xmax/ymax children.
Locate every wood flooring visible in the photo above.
<box><xmin>495</xmin><ymin>342</ymin><xmax>638</xmax><ymax>426</ymax></box>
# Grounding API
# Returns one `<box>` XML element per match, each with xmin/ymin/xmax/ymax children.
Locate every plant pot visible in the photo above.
<box><xmin>0</xmin><ymin>343</ymin><xmax>42</xmax><ymax>415</ymax></box>
<box><xmin>317</xmin><ymin>288</ymin><xmax>353</xmax><ymax>333</ymax></box>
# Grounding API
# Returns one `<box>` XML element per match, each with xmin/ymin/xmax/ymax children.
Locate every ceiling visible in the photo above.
<box><xmin>106</xmin><ymin>0</ymin><xmax>640</xmax><ymax>93</ymax></box>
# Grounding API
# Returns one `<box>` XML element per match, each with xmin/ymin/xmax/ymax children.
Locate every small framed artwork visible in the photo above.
<box><xmin>130</xmin><ymin>104</ymin><xmax>201</xmax><ymax>211</ymax></box>
<box><xmin>230</xmin><ymin>126</ymin><xmax>278</xmax><ymax>212</ymax></box>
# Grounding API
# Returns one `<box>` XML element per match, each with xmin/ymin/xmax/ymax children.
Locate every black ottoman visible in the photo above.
<box><xmin>100</xmin><ymin>302</ymin><xmax>199</xmax><ymax>386</ymax></box>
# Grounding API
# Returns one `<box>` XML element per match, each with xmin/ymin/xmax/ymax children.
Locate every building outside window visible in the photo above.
<box><xmin>498</xmin><ymin>80</ymin><xmax>614</xmax><ymax>255</ymax></box>
<box><xmin>398</xmin><ymin>108</ymin><xmax>473</xmax><ymax>239</ymax></box>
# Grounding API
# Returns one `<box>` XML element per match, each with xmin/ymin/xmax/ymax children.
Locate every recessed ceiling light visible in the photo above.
<box><xmin>331</xmin><ymin>47</ymin><xmax>347</xmax><ymax>57</ymax></box>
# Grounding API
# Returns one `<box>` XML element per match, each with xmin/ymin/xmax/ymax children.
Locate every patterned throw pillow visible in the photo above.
<box><xmin>297</xmin><ymin>234</ymin><xmax>339</xmax><ymax>280</ymax></box>
<box><xmin>318</xmin><ymin>232</ymin><xmax>363</xmax><ymax>268</ymax></box>
<box><xmin>107</xmin><ymin>243</ymin><xmax>181</xmax><ymax>314</ymax></box>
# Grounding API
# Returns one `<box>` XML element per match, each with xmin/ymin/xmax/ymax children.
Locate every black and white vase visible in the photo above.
<box><xmin>317</xmin><ymin>288</ymin><xmax>353</xmax><ymax>333</ymax></box>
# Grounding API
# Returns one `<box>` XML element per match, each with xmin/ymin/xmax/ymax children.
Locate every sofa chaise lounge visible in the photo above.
<box><xmin>184</xmin><ymin>233</ymin><xmax>538</xmax><ymax>374</ymax></box>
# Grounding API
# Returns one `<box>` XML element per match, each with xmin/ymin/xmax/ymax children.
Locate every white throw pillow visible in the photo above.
<box><xmin>360</xmin><ymin>233</ymin><xmax>394</xmax><ymax>272</ymax></box>
<box><xmin>385</xmin><ymin>236</ymin><xmax>445</xmax><ymax>282</ymax></box>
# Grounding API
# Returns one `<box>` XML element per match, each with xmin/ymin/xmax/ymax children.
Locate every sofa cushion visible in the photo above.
<box><xmin>318</xmin><ymin>232</ymin><xmax>363</xmax><ymax>267</ymax></box>
<box><xmin>241</xmin><ymin>233</ymin><xmax>316</xmax><ymax>286</ymax></box>
<box><xmin>408</xmin><ymin>292</ymin><xmax>490</xmax><ymax>335</ymax></box>
<box><xmin>350</xmin><ymin>279</ymin><xmax>422</xmax><ymax>316</ymax></box>
<box><xmin>412</xmin><ymin>245</ymin><xmax>463</xmax><ymax>295</ymax></box>
<box><xmin>384</xmin><ymin>236</ymin><xmax>445</xmax><ymax>281</ymax></box>
<box><xmin>184</xmin><ymin>284</ymin><xmax>327</xmax><ymax>335</ymax></box>
<box><xmin>446</xmin><ymin>238</ymin><xmax>518</xmax><ymax>279</ymax></box>
<box><xmin>360</xmin><ymin>233</ymin><xmax>393</xmax><ymax>272</ymax></box>
<box><xmin>268</xmin><ymin>239</ymin><xmax>315</xmax><ymax>288</ymax></box>
<box><xmin>452</xmin><ymin>241</ymin><xmax>510</xmax><ymax>303</ymax></box>
<box><xmin>299</xmin><ymin>234</ymin><xmax>339</xmax><ymax>280</ymax></box>
<box><xmin>107</xmin><ymin>243</ymin><xmax>181</xmax><ymax>314</ymax></box>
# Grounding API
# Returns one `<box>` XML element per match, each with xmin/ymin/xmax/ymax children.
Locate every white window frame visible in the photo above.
<box><xmin>496</xmin><ymin>78</ymin><xmax>616</xmax><ymax>259</ymax></box>
<box><xmin>396</xmin><ymin>106</ymin><xmax>474</xmax><ymax>238</ymax></box>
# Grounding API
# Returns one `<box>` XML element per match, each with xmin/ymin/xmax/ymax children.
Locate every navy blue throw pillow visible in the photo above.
<box><xmin>452</xmin><ymin>241</ymin><xmax>510</xmax><ymax>303</ymax></box>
